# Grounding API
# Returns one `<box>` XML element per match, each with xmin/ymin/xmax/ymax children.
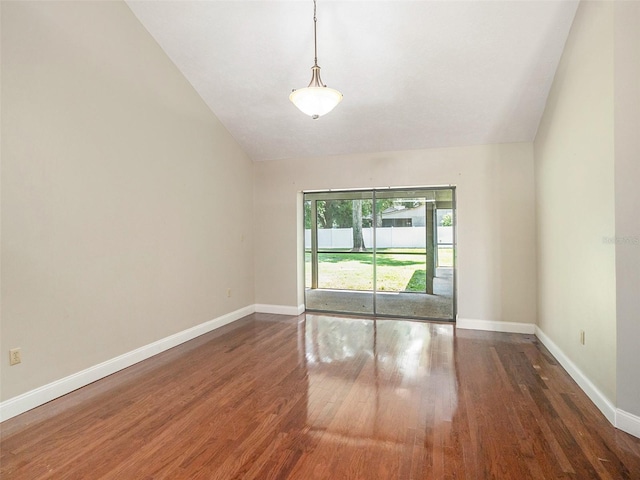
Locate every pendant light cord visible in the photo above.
<box><xmin>313</xmin><ymin>0</ymin><xmax>318</xmax><ymax>67</ymax></box>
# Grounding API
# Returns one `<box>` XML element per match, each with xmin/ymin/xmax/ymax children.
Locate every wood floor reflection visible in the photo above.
<box><xmin>2</xmin><ymin>313</ymin><xmax>639</xmax><ymax>479</ymax></box>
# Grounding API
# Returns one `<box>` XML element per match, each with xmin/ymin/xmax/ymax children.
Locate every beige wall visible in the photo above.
<box><xmin>254</xmin><ymin>143</ymin><xmax>537</xmax><ymax>326</ymax></box>
<box><xmin>0</xmin><ymin>1</ymin><xmax>254</xmax><ymax>401</ymax></box>
<box><xmin>614</xmin><ymin>0</ymin><xmax>640</xmax><ymax>419</ymax></box>
<box><xmin>534</xmin><ymin>0</ymin><xmax>617</xmax><ymax>401</ymax></box>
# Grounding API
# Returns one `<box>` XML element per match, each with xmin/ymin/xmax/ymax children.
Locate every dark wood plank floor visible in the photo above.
<box><xmin>2</xmin><ymin>313</ymin><xmax>639</xmax><ymax>479</ymax></box>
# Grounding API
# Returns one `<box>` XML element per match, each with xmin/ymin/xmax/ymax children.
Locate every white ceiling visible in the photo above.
<box><xmin>126</xmin><ymin>1</ymin><xmax>579</xmax><ymax>161</ymax></box>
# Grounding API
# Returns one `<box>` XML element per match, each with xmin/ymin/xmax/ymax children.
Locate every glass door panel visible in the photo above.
<box><xmin>374</xmin><ymin>189</ymin><xmax>454</xmax><ymax>320</ymax></box>
<box><xmin>305</xmin><ymin>192</ymin><xmax>374</xmax><ymax>315</ymax></box>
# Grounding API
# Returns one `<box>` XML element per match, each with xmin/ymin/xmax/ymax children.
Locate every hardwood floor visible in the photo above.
<box><xmin>2</xmin><ymin>313</ymin><xmax>639</xmax><ymax>479</ymax></box>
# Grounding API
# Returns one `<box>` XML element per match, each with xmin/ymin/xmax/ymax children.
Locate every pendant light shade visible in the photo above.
<box><xmin>290</xmin><ymin>0</ymin><xmax>342</xmax><ymax>119</ymax></box>
<box><xmin>289</xmin><ymin>66</ymin><xmax>343</xmax><ymax>119</ymax></box>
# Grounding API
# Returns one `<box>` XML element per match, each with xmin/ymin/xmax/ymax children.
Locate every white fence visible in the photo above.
<box><xmin>305</xmin><ymin>227</ymin><xmax>453</xmax><ymax>249</ymax></box>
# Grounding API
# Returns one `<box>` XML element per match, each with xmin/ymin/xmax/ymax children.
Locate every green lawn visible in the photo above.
<box><xmin>305</xmin><ymin>248</ymin><xmax>453</xmax><ymax>291</ymax></box>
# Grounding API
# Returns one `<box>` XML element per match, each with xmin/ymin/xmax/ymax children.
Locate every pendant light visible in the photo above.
<box><xmin>290</xmin><ymin>0</ymin><xmax>343</xmax><ymax>119</ymax></box>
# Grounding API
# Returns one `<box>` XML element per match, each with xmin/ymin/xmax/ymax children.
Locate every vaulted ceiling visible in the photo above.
<box><xmin>126</xmin><ymin>1</ymin><xmax>579</xmax><ymax>161</ymax></box>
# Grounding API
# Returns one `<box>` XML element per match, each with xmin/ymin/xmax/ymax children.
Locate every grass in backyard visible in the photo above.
<box><xmin>437</xmin><ymin>247</ymin><xmax>453</xmax><ymax>267</ymax></box>
<box><xmin>405</xmin><ymin>269</ymin><xmax>426</xmax><ymax>292</ymax></box>
<box><xmin>316</xmin><ymin>252</ymin><xmax>426</xmax><ymax>291</ymax></box>
<box><xmin>305</xmin><ymin>248</ymin><xmax>452</xmax><ymax>291</ymax></box>
<box><xmin>319</xmin><ymin>257</ymin><xmax>374</xmax><ymax>290</ymax></box>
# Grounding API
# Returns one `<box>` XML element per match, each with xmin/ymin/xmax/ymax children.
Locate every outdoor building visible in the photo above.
<box><xmin>380</xmin><ymin>205</ymin><xmax>425</xmax><ymax>227</ymax></box>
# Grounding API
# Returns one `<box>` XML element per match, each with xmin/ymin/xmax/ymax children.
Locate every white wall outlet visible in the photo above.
<box><xmin>9</xmin><ymin>348</ymin><xmax>21</xmax><ymax>366</ymax></box>
<box><xmin>580</xmin><ymin>330</ymin><xmax>585</xmax><ymax>345</ymax></box>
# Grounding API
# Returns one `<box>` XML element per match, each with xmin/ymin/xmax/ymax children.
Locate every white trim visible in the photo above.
<box><xmin>456</xmin><ymin>317</ymin><xmax>536</xmax><ymax>334</ymax></box>
<box><xmin>254</xmin><ymin>304</ymin><xmax>304</xmax><ymax>316</ymax></box>
<box><xmin>616</xmin><ymin>409</ymin><xmax>640</xmax><ymax>439</ymax></box>
<box><xmin>0</xmin><ymin>305</ymin><xmax>255</xmax><ymax>422</ymax></box>
<box><xmin>535</xmin><ymin>326</ymin><xmax>616</xmax><ymax>425</ymax></box>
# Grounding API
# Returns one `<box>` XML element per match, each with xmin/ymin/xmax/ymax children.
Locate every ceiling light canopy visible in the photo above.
<box><xmin>290</xmin><ymin>0</ymin><xmax>342</xmax><ymax>119</ymax></box>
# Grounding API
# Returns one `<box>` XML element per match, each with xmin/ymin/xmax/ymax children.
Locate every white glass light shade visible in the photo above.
<box><xmin>289</xmin><ymin>86</ymin><xmax>343</xmax><ymax>119</ymax></box>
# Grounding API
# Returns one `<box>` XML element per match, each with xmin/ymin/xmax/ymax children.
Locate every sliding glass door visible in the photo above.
<box><xmin>305</xmin><ymin>191</ymin><xmax>375</xmax><ymax>315</ymax></box>
<box><xmin>304</xmin><ymin>187</ymin><xmax>455</xmax><ymax>320</ymax></box>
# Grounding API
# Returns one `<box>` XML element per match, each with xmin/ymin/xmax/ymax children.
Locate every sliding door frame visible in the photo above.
<box><xmin>303</xmin><ymin>186</ymin><xmax>456</xmax><ymax>321</ymax></box>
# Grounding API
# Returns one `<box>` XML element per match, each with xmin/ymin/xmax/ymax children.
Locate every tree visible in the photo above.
<box><xmin>304</xmin><ymin>201</ymin><xmax>312</xmax><ymax>229</ymax></box>
<box><xmin>352</xmin><ymin>199</ymin><xmax>366</xmax><ymax>251</ymax></box>
<box><xmin>315</xmin><ymin>200</ymin><xmax>351</xmax><ymax>228</ymax></box>
<box><xmin>440</xmin><ymin>213</ymin><xmax>453</xmax><ymax>226</ymax></box>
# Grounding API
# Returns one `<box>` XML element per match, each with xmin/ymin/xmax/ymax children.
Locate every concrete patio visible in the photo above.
<box><xmin>305</xmin><ymin>268</ymin><xmax>454</xmax><ymax>320</ymax></box>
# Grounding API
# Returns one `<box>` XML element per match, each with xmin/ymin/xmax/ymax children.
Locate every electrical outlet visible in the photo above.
<box><xmin>579</xmin><ymin>330</ymin><xmax>585</xmax><ymax>345</ymax></box>
<box><xmin>9</xmin><ymin>348</ymin><xmax>21</xmax><ymax>366</ymax></box>
<box><xmin>227</xmin><ymin>288</ymin><xmax>232</xmax><ymax>298</ymax></box>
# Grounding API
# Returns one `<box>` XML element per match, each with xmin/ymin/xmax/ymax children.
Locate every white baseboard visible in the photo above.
<box><xmin>254</xmin><ymin>304</ymin><xmax>305</xmax><ymax>316</ymax></box>
<box><xmin>616</xmin><ymin>409</ymin><xmax>640</xmax><ymax>439</ymax></box>
<box><xmin>535</xmin><ymin>326</ymin><xmax>617</xmax><ymax>425</ymax></box>
<box><xmin>0</xmin><ymin>305</ymin><xmax>255</xmax><ymax>422</ymax></box>
<box><xmin>456</xmin><ymin>317</ymin><xmax>536</xmax><ymax>334</ymax></box>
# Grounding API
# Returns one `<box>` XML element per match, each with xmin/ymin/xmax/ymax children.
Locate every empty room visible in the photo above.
<box><xmin>1</xmin><ymin>0</ymin><xmax>639</xmax><ymax>478</ymax></box>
